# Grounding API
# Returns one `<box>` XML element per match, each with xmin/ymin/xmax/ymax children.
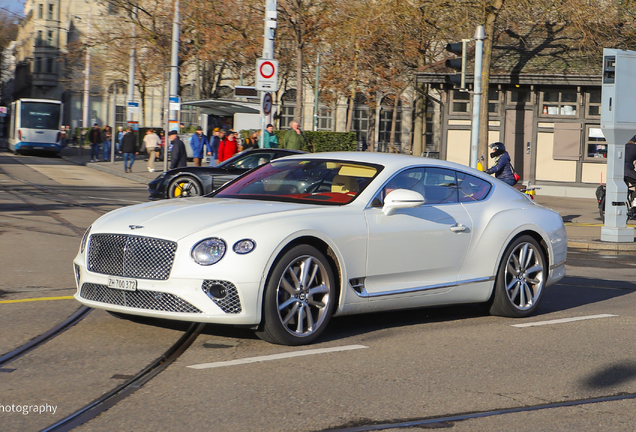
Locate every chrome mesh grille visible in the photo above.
<box><xmin>87</xmin><ymin>234</ymin><xmax>177</xmax><ymax>280</ymax></box>
<box><xmin>80</xmin><ymin>283</ymin><xmax>202</xmax><ymax>314</ymax></box>
<box><xmin>202</xmin><ymin>280</ymin><xmax>242</xmax><ymax>314</ymax></box>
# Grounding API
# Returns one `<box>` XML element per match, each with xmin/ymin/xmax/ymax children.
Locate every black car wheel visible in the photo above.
<box><xmin>167</xmin><ymin>176</ymin><xmax>202</xmax><ymax>198</ymax></box>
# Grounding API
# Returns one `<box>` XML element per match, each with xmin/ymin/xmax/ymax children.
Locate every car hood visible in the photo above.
<box><xmin>92</xmin><ymin>198</ymin><xmax>319</xmax><ymax>240</ymax></box>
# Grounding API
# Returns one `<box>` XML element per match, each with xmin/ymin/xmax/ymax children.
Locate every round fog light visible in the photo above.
<box><xmin>207</xmin><ymin>284</ymin><xmax>228</xmax><ymax>299</ymax></box>
<box><xmin>233</xmin><ymin>239</ymin><xmax>256</xmax><ymax>254</ymax></box>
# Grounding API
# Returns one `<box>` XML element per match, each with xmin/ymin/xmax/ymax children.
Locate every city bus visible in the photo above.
<box><xmin>8</xmin><ymin>98</ymin><xmax>63</xmax><ymax>155</ymax></box>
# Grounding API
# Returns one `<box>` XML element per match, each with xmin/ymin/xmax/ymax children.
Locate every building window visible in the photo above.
<box><xmin>47</xmin><ymin>31</ymin><xmax>54</xmax><ymax>46</ymax></box>
<box><xmin>507</xmin><ymin>89</ymin><xmax>531</xmax><ymax>105</ymax></box>
<box><xmin>449</xmin><ymin>89</ymin><xmax>470</xmax><ymax>114</ymax></box>
<box><xmin>38</xmin><ymin>4</ymin><xmax>43</xmax><ymax>19</ymax></box>
<box><xmin>115</xmin><ymin>106</ymin><xmax>126</xmax><ymax>129</ymax></box>
<box><xmin>350</xmin><ymin>93</ymin><xmax>369</xmax><ymax>145</ymax></box>
<box><xmin>48</xmin><ymin>4</ymin><xmax>54</xmax><ymax>19</ymax></box>
<box><xmin>488</xmin><ymin>89</ymin><xmax>500</xmax><ymax>115</ymax></box>
<box><xmin>35</xmin><ymin>57</ymin><xmax>42</xmax><ymax>73</ymax></box>
<box><xmin>586</xmin><ymin>89</ymin><xmax>601</xmax><ymax>118</ymax></box>
<box><xmin>280</xmin><ymin>89</ymin><xmax>296</xmax><ymax>129</ymax></box>
<box><xmin>316</xmin><ymin>107</ymin><xmax>332</xmax><ymax>130</ymax></box>
<box><xmin>586</xmin><ymin>126</ymin><xmax>607</xmax><ymax>160</ymax></box>
<box><xmin>540</xmin><ymin>89</ymin><xmax>577</xmax><ymax>116</ymax></box>
<box><xmin>46</xmin><ymin>57</ymin><xmax>54</xmax><ymax>73</ymax></box>
<box><xmin>379</xmin><ymin>94</ymin><xmax>402</xmax><ymax>151</ymax></box>
<box><xmin>37</xmin><ymin>30</ymin><xmax>43</xmax><ymax>46</ymax></box>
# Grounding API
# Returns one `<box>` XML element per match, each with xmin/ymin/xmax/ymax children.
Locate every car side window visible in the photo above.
<box><xmin>232</xmin><ymin>153</ymin><xmax>274</xmax><ymax>170</ymax></box>
<box><xmin>421</xmin><ymin>168</ymin><xmax>458</xmax><ymax>204</ymax></box>
<box><xmin>457</xmin><ymin>172</ymin><xmax>491</xmax><ymax>202</ymax></box>
<box><xmin>371</xmin><ymin>167</ymin><xmax>426</xmax><ymax>207</ymax></box>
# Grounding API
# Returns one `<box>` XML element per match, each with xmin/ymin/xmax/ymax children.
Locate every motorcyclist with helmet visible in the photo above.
<box><xmin>484</xmin><ymin>142</ymin><xmax>517</xmax><ymax>186</ymax></box>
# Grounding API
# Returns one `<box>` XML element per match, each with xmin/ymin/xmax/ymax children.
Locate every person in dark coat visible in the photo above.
<box><xmin>121</xmin><ymin>127</ymin><xmax>138</xmax><ymax>173</ymax></box>
<box><xmin>484</xmin><ymin>142</ymin><xmax>516</xmax><ymax>186</ymax></box>
<box><xmin>88</xmin><ymin>123</ymin><xmax>103</xmax><ymax>162</ymax></box>
<box><xmin>169</xmin><ymin>130</ymin><xmax>187</xmax><ymax>169</ymax></box>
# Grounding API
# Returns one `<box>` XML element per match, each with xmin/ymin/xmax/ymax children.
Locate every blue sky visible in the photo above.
<box><xmin>0</xmin><ymin>0</ymin><xmax>25</xmax><ymax>18</ymax></box>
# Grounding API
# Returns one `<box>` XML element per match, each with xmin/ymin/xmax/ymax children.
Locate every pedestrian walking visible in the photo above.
<box><xmin>116</xmin><ymin>126</ymin><xmax>124</xmax><ymax>156</ymax></box>
<box><xmin>102</xmin><ymin>125</ymin><xmax>112</xmax><ymax>161</ymax></box>
<box><xmin>207</xmin><ymin>128</ymin><xmax>221</xmax><ymax>167</ymax></box>
<box><xmin>281</xmin><ymin>120</ymin><xmax>305</xmax><ymax>150</ymax></box>
<box><xmin>190</xmin><ymin>126</ymin><xmax>209</xmax><ymax>167</ymax></box>
<box><xmin>260</xmin><ymin>124</ymin><xmax>278</xmax><ymax>149</ymax></box>
<box><xmin>218</xmin><ymin>130</ymin><xmax>238</xmax><ymax>162</ymax></box>
<box><xmin>169</xmin><ymin>130</ymin><xmax>187</xmax><ymax>169</ymax></box>
<box><xmin>121</xmin><ymin>127</ymin><xmax>137</xmax><ymax>173</ymax></box>
<box><xmin>143</xmin><ymin>129</ymin><xmax>161</xmax><ymax>172</ymax></box>
<box><xmin>243</xmin><ymin>131</ymin><xmax>260</xmax><ymax>150</ymax></box>
<box><xmin>88</xmin><ymin>123</ymin><xmax>103</xmax><ymax>162</ymax></box>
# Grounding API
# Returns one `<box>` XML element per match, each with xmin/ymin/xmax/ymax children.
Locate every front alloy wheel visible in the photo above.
<box><xmin>490</xmin><ymin>235</ymin><xmax>546</xmax><ymax>318</ymax></box>
<box><xmin>257</xmin><ymin>245</ymin><xmax>335</xmax><ymax>345</ymax></box>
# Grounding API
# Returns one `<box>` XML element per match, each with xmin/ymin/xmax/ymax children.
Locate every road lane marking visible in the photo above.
<box><xmin>0</xmin><ymin>296</ymin><xmax>75</xmax><ymax>304</ymax></box>
<box><xmin>511</xmin><ymin>314</ymin><xmax>618</xmax><ymax>328</ymax></box>
<box><xmin>187</xmin><ymin>344</ymin><xmax>369</xmax><ymax>370</ymax></box>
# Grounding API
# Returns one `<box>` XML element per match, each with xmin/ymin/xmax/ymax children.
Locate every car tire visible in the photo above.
<box><xmin>489</xmin><ymin>235</ymin><xmax>546</xmax><ymax>318</ymax></box>
<box><xmin>167</xmin><ymin>176</ymin><xmax>202</xmax><ymax>198</ymax></box>
<box><xmin>256</xmin><ymin>245</ymin><xmax>336</xmax><ymax>346</ymax></box>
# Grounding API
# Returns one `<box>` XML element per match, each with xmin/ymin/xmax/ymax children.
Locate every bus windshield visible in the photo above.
<box><xmin>20</xmin><ymin>102</ymin><xmax>60</xmax><ymax>129</ymax></box>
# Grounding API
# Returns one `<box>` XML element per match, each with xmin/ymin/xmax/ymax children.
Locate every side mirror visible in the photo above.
<box><xmin>382</xmin><ymin>189</ymin><xmax>425</xmax><ymax>216</ymax></box>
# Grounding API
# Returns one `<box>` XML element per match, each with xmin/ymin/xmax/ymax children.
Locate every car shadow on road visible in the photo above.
<box><xmin>321</xmin><ymin>275</ymin><xmax>633</xmax><ymax>344</ymax></box>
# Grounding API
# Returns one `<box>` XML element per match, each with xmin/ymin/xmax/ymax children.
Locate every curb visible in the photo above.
<box><xmin>567</xmin><ymin>238</ymin><xmax>636</xmax><ymax>252</ymax></box>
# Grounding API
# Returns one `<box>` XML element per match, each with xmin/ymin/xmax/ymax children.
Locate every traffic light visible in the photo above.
<box><xmin>445</xmin><ymin>39</ymin><xmax>469</xmax><ymax>89</ymax></box>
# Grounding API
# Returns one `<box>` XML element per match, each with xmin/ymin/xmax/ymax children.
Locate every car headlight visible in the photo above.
<box><xmin>233</xmin><ymin>239</ymin><xmax>256</xmax><ymax>254</ymax></box>
<box><xmin>191</xmin><ymin>238</ymin><xmax>227</xmax><ymax>265</ymax></box>
<box><xmin>80</xmin><ymin>226</ymin><xmax>91</xmax><ymax>253</ymax></box>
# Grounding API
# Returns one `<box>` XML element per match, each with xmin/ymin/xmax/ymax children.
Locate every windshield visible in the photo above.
<box><xmin>213</xmin><ymin>159</ymin><xmax>383</xmax><ymax>205</ymax></box>
<box><xmin>20</xmin><ymin>102</ymin><xmax>61</xmax><ymax>130</ymax></box>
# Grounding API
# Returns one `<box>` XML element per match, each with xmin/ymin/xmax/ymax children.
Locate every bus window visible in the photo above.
<box><xmin>20</xmin><ymin>102</ymin><xmax>61</xmax><ymax>129</ymax></box>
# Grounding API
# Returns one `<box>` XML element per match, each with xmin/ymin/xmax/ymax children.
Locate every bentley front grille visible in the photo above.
<box><xmin>202</xmin><ymin>280</ymin><xmax>242</xmax><ymax>314</ymax></box>
<box><xmin>87</xmin><ymin>234</ymin><xmax>177</xmax><ymax>280</ymax></box>
<box><xmin>80</xmin><ymin>283</ymin><xmax>202</xmax><ymax>314</ymax></box>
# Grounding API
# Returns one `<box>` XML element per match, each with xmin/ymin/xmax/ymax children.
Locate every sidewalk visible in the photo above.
<box><xmin>60</xmin><ymin>145</ymin><xmax>636</xmax><ymax>253</ymax></box>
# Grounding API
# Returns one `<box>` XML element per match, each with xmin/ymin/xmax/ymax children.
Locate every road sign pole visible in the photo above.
<box><xmin>259</xmin><ymin>0</ymin><xmax>277</xmax><ymax>147</ymax></box>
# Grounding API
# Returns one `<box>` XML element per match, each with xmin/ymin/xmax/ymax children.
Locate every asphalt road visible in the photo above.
<box><xmin>1</xmin><ymin>152</ymin><xmax>635</xmax><ymax>432</ymax></box>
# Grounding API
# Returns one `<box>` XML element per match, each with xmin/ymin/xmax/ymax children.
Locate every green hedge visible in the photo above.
<box><xmin>273</xmin><ymin>130</ymin><xmax>357</xmax><ymax>153</ymax></box>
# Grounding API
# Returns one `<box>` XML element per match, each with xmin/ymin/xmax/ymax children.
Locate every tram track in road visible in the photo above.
<box><xmin>323</xmin><ymin>392</ymin><xmax>636</xmax><ymax>431</ymax></box>
<box><xmin>40</xmin><ymin>322</ymin><xmax>205</xmax><ymax>432</ymax></box>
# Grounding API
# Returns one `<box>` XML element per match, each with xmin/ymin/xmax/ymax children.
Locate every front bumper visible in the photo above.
<box><xmin>73</xmin><ymin>264</ymin><xmax>262</xmax><ymax>325</ymax></box>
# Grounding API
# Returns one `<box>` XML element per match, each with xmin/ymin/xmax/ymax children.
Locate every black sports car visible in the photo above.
<box><xmin>148</xmin><ymin>148</ymin><xmax>306</xmax><ymax>200</ymax></box>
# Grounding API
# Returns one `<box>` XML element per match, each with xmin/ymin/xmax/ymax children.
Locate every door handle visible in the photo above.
<box><xmin>450</xmin><ymin>224</ymin><xmax>467</xmax><ymax>233</ymax></box>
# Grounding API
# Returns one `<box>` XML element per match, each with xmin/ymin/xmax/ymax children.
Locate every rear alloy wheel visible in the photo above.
<box><xmin>256</xmin><ymin>245</ymin><xmax>336</xmax><ymax>345</ymax></box>
<box><xmin>168</xmin><ymin>176</ymin><xmax>202</xmax><ymax>198</ymax></box>
<box><xmin>490</xmin><ymin>235</ymin><xmax>546</xmax><ymax>318</ymax></box>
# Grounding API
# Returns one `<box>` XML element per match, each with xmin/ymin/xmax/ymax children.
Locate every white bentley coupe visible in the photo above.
<box><xmin>74</xmin><ymin>152</ymin><xmax>567</xmax><ymax>345</ymax></box>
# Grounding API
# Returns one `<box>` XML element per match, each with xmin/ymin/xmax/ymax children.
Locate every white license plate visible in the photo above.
<box><xmin>108</xmin><ymin>277</ymin><xmax>137</xmax><ymax>291</ymax></box>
